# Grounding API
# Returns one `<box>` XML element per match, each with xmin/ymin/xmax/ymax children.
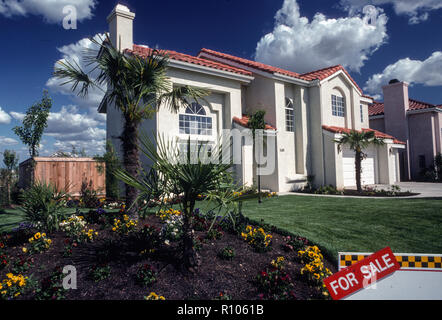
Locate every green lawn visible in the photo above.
<box><xmin>2</xmin><ymin>195</ymin><xmax>441</xmax><ymax>267</ymax></box>
<box><xmin>239</xmin><ymin>195</ymin><xmax>442</xmax><ymax>263</ymax></box>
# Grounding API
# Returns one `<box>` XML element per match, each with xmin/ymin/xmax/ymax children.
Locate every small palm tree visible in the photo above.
<box><xmin>247</xmin><ymin>110</ymin><xmax>266</xmax><ymax>203</ymax></box>
<box><xmin>53</xmin><ymin>35</ymin><xmax>208</xmax><ymax>217</ymax></box>
<box><xmin>334</xmin><ymin>130</ymin><xmax>384</xmax><ymax>192</ymax></box>
<box><xmin>115</xmin><ymin>134</ymin><xmax>232</xmax><ymax>270</ymax></box>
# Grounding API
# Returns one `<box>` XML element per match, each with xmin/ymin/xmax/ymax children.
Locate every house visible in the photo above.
<box><xmin>369</xmin><ymin>80</ymin><xmax>442</xmax><ymax>181</ymax></box>
<box><xmin>100</xmin><ymin>4</ymin><xmax>405</xmax><ymax>192</ymax></box>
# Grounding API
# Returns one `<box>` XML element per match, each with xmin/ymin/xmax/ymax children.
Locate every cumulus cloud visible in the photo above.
<box><xmin>0</xmin><ymin>0</ymin><xmax>96</xmax><ymax>23</ymax></box>
<box><xmin>0</xmin><ymin>107</ymin><xmax>12</xmax><ymax>124</ymax></box>
<box><xmin>364</xmin><ymin>51</ymin><xmax>442</xmax><ymax>96</ymax></box>
<box><xmin>254</xmin><ymin>0</ymin><xmax>388</xmax><ymax>74</ymax></box>
<box><xmin>340</xmin><ymin>0</ymin><xmax>442</xmax><ymax>24</ymax></box>
<box><xmin>46</xmin><ymin>33</ymin><xmax>107</xmax><ymax>115</ymax></box>
<box><xmin>43</xmin><ymin>105</ymin><xmax>106</xmax><ymax>155</ymax></box>
<box><xmin>0</xmin><ymin>136</ymin><xmax>18</xmax><ymax>146</ymax></box>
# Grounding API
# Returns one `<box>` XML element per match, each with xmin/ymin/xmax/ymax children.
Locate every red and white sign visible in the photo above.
<box><xmin>324</xmin><ymin>247</ymin><xmax>400</xmax><ymax>300</ymax></box>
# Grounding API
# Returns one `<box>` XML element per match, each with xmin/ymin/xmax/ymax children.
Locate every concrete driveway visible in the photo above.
<box><xmin>374</xmin><ymin>182</ymin><xmax>442</xmax><ymax>198</ymax></box>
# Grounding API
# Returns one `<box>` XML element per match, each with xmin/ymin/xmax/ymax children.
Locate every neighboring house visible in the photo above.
<box><xmin>100</xmin><ymin>4</ymin><xmax>405</xmax><ymax>192</ymax></box>
<box><xmin>369</xmin><ymin>80</ymin><xmax>442</xmax><ymax>181</ymax></box>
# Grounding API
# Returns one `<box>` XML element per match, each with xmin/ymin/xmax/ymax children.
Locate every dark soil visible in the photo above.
<box><xmin>0</xmin><ymin>214</ymin><xmax>336</xmax><ymax>300</ymax></box>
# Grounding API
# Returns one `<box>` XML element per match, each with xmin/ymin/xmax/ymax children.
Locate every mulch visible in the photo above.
<box><xmin>0</xmin><ymin>214</ymin><xmax>337</xmax><ymax>300</ymax></box>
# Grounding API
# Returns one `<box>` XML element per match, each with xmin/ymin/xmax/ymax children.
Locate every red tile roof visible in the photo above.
<box><xmin>322</xmin><ymin>125</ymin><xmax>406</xmax><ymax>145</ymax></box>
<box><xmin>233</xmin><ymin>115</ymin><xmax>277</xmax><ymax>131</ymax></box>
<box><xmin>300</xmin><ymin>65</ymin><xmax>363</xmax><ymax>94</ymax></box>
<box><xmin>198</xmin><ymin>48</ymin><xmax>301</xmax><ymax>79</ymax></box>
<box><xmin>369</xmin><ymin>99</ymin><xmax>439</xmax><ymax>116</ymax></box>
<box><xmin>199</xmin><ymin>48</ymin><xmax>363</xmax><ymax>94</ymax></box>
<box><xmin>128</xmin><ymin>45</ymin><xmax>253</xmax><ymax>77</ymax></box>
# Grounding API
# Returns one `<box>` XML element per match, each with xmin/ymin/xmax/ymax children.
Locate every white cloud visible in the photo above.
<box><xmin>254</xmin><ymin>0</ymin><xmax>388</xmax><ymax>74</ymax></box>
<box><xmin>364</xmin><ymin>51</ymin><xmax>442</xmax><ymax>96</ymax></box>
<box><xmin>9</xmin><ymin>111</ymin><xmax>25</xmax><ymax>121</ymax></box>
<box><xmin>340</xmin><ymin>0</ymin><xmax>442</xmax><ymax>24</ymax></box>
<box><xmin>0</xmin><ymin>136</ymin><xmax>18</xmax><ymax>146</ymax></box>
<box><xmin>0</xmin><ymin>0</ymin><xmax>96</xmax><ymax>23</ymax></box>
<box><xmin>46</xmin><ymin>33</ymin><xmax>106</xmax><ymax>116</ymax></box>
<box><xmin>41</xmin><ymin>105</ymin><xmax>106</xmax><ymax>155</ymax></box>
<box><xmin>0</xmin><ymin>107</ymin><xmax>12</xmax><ymax>124</ymax></box>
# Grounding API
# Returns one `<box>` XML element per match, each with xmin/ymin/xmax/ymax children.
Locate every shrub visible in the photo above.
<box><xmin>9</xmin><ymin>255</ymin><xmax>34</xmax><ymax>274</ymax></box>
<box><xmin>298</xmin><ymin>246</ymin><xmax>332</xmax><ymax>298</ymax></box>
<box><xmin>135</xmin><ymin>264</ymin><xmax>157</xmax><ymax>286</ymax></box>
<box><xmin>206</xmin><ymin>227</ymin><xmax>224</xmax><ymax>240</ymax></box>
<box><xmin>21</xmin><ymin>182</ymin><xmax>68</xmax><ymax>232</ymax></box>
<box><xmin>256</xmin><ymin>257</ymin><xmax>296</xmax><ymax>300</ymax></box>
<box><xmin>144</xmin><ymin>292</ymin><xmax>165</xmax><ymax>300</ymax></box>
<box><xmin>27</xmin><ymin>232</ymin><xmax>52</xmax><ymax>254</ymax></box>
<box><xmin>160</xmin><ymin>215</ymin><xmax>183</xmax><ymax>242</ymax></box>
<box><xmin>314</xmin><ymin>185</ymin><xmax>343</xmax><ymax>195</ymax></box>
<box><xmin>218</xmin><ymin>246</ymin><xmax>235</xmax><ymax>260</ymax></box>
<box><xmin>35</xmin><ymin>267</ymin><xmax>66</xmax><ymax>300</ymax></box>
<box><xmin>241</xmin><ymin>225</ymin><xmax>272</xmax><ymax>252</ymax></box>
<box><xmin>0</xmin><ymin>253</ymin><xmax>9</xmax><ymax>270</ymax></box>
<box><xmin>79</xmin><ymin>180</ymin><xmax>100</xmax><ymax>209</ymax></box>
<box><xmin>89</xmin><ymin>264</ymin><xmax>111</xmax><ymax>282</ymax></box>
<box><xmin>138</xmin><ymin>224</ymin><xmax>161</xmax><ymax>249</ymax></box>
<box><xmin>59</xmin><ymin>215</ymin><xmax>87</xmax><ymax>241</ymax></box>
<box><xmin>0</xmin><ymin>273</ymin><xmax>29</xmax><ymax>300</ymax></box>
<box><xmin>282</xmin><ymin>235</ymin><xmax>309</xmax><ymax>252</ymax></box>
<box><xmin>112</xmin><ymin>215</ymin><xmax>138</xmax><ymax>235</ymax></box>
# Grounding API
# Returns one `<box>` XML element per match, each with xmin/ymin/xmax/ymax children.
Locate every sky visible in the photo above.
<box><xmin>0</xmin><ymin>0</ymin><xmax>441</xmax><ymax>164</ymax></box>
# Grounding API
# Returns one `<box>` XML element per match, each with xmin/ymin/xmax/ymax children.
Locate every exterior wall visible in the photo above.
<box><xmin>322</xmin><ymin>131</ymin><xmax>339</xmax><ymax>187</ymax></box>
<box><xmin>308</xmin><ymin>85</ymin><xmax>325</xmax><ymax>187</ymax></box>
<box><xmin>408</xmin><ymin>112</ymin><xmax>437</xmax><ymax>179</ymax></box>
<box><xmin>321</xmin><ymin>74</ymin><xmax>353</xmax><ymax>129</ymax></box>
<box><xmin>369</xmin><ymin>117</ymin><xmax>386</xmax><ymax>133</ymax></box>
<box><xmin>360</xmin><ymin>102</ymin><xmax>370</xmax><ymax>129</ymax></box>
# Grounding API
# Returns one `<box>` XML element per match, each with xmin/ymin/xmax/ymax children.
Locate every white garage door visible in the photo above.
<box><xmin>343</xmin><ymin>148</ymin><xmax>377</xmax><ymax>187</ymax></box>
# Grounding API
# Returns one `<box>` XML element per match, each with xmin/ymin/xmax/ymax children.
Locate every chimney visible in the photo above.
<box><xmin>382</xmin><ymin>80</ymin><xmax>410</xmax><ymax>140</ymax></box>
<box><xmin>107</xmin><ymin>4</ymin><xmax>135</xmax><ymax>52</ymax></box>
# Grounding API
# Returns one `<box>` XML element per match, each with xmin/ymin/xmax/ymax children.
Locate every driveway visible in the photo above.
<box><xmin>373</xmin><ymin>182</ymin><xmax>442</xmax><ymax>198</ymax></box>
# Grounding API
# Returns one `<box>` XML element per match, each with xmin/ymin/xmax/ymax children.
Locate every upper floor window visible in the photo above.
<box><xmin>179</xmin><ymin>103</ymin><xmax>213</xmax><ymax>136</ymax></box>
<box><xmin>360</xmin><ymin>105</ymin><xmax>364</xmax><ymax>123</ymax></box>
<box><xmin>332</xmin><ymin>94</ymin><xmax>345</xmax><ymax>117</ymax></box>
<box><xmin>285</xmin><ymin>98</ymin><xmax>295</xmax><ymax>132</ymax></box>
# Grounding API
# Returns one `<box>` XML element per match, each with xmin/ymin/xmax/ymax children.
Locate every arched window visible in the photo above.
<box><xmin>332</xmin><ymin>93</ymin><xmax>345</xmax><ymax>117</ymax></box>
<box><xmin>179</xmin><ymin>102</ymin><xmax>213</xmax><ymax>136</ymax></box>
<box><xmin>285</xmin><ymin>98</ymin><xmax>295</xmax><ymax>132</ymax></box>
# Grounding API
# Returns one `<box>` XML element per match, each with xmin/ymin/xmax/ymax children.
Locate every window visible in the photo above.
<box><xmin>418</xmin><ymin>155</ymin><xmax>426</xmax><ymax>169</ymax></box>
<box><xmin>285</xmin><ymin>98</ymin><xmax>295</xmax><ymax>132</ymax></box>
<box><xmin>179</xmin><ymin>103</ymin><xmax>213</xmax><ymax>136</ymax></box>
<box><xmin>360</xmin><ymin>105</ymin><xmax>364</xmax><ymax>123</ymax></box>
<box><xmin>179</xmin><ymin>141</ymin><xmax>213</xmax><ymax>161</ymax></box>
<box><xmin>332</xmin><ymin>94</ymin><xmax>345</xmax><ymax>117</ymax></box>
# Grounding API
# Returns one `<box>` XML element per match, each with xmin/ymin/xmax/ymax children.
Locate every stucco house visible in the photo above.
<box><xmin>369</xmin><ymin>80</ymin><xmax>442</xmax><ymax>181</ymax></box>
<box><xmin>100</xmin><ymin>4</ymin><xmax>405</xmax><ymax>192</ymax></box>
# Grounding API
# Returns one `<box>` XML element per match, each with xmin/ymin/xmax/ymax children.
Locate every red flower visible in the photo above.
<box><xmin>261</xmin><ymin>271</ymin><xmax>268</xmax><ymax>277</ymax></box>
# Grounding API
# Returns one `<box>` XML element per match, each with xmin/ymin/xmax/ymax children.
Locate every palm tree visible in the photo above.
<box><xmin>53</xmin><ymin>35</ymin><xmax>208</xmax><ymax>217</ymax></box>
<box><xmin>247</xmin><ymin>110</ymin><xmax>266</xmax><ymax>203</ymax></box>
<box><xmin>334</xmin><ymin>130</ymin><xmax>384</xmax><ymax>193</ymax></box>
<box><xmin>115</xmin><ymin>134</ymin><xmax>232</xmax><ymax>270</ymax></box>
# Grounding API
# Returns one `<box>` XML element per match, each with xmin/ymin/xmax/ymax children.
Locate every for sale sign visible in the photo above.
<box><xmin>324</xmin><ymin>247</ymin><xmax>400</xmax><ymax>300</ymax></box>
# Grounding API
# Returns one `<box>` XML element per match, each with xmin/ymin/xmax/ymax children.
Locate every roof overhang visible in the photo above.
<box><xmin>319</xmin><ymin>70</ymin><xmax>363</xmax><ymax>95</ymax></box>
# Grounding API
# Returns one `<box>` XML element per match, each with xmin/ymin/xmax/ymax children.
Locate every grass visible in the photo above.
<box><xmin>239</xmin><ymin>195</ymin><xmax>442</xmax><ymax>264</ymax></box>
<box><xmin>2</xmin><ymin>195</ymin><xmax>441</xmax><ymax>266</ymax></box>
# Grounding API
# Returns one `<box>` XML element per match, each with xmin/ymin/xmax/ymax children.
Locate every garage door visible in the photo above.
<box><xmin>343</xmin><ymin>148</ymin><xmax>376</xmax><ymax>187</ymax></box>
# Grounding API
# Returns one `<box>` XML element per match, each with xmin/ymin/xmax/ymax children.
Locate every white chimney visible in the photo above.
<box><xmin>107</xmin><ymin>4</ymin><xmax>135</xmax><ymax>52</ymax></box>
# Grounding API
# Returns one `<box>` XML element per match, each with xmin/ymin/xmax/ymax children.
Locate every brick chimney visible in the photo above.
<box><xmin>107</xmin><ymin>4</ymin><xmax>135</xmax><ymax>52</ymax></box>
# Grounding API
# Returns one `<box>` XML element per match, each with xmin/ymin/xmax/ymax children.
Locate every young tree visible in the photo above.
<box><xmin>13</xmin><ymin>91</ymin><xmax>52</xmax><ymax>158</ymax></box>
<box><xmin>334</xmin><ymin>130</ymin><xmax>384</xmax><ymax>192</ymax></box>
<box><xmin>53</xmin><ymin>35</ymin><xmax>208</xmax><ymax>217</ymax></box>
<box><xmin>248</xmin><ymin>110</ymin><xmax>266</xmax><ymax>203</ymax></box>
<box><xmin>1</xmin><ymin>150</ymin><xmax>19</xmax><ymax>206</ymax></box>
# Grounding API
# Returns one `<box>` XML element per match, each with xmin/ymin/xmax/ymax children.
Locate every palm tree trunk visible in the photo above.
<box><xmin>121</xmin><ymin>118</ymin><xmax>140</xmax><ymax>218</ymax></box>
<box><xmin>182</xmin><ymin>198</ymin><xmax>198</xmax><ymax>271</ymax></box>
<box><xmin>355</xmin><ymin>151</ymin><xmax>362</xmax><ymax>193</ymax></box>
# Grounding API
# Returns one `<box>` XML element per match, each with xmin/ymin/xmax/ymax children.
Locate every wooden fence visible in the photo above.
<box><xmin>18</xmin><ymin>157</ymin><xmax>106</xmax><ymax>198</ymax></box>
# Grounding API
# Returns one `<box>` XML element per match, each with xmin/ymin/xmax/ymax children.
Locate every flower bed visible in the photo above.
<box><xmin>0</xmin><ymin>207</ymin><xmax>335</xmax><ymax>300</ymax></box>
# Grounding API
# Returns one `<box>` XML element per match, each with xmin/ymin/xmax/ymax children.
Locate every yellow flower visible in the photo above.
<box><xmin>22</xmin><ymin>247</ymin><xmax>27</xmax><ymax>253</ymax></box>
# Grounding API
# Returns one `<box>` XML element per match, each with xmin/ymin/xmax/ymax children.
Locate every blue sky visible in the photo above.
<box><xmin>0</xmin><ymin>0</ymin><xmax>441</xmax><ymax>164</ymax></box>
